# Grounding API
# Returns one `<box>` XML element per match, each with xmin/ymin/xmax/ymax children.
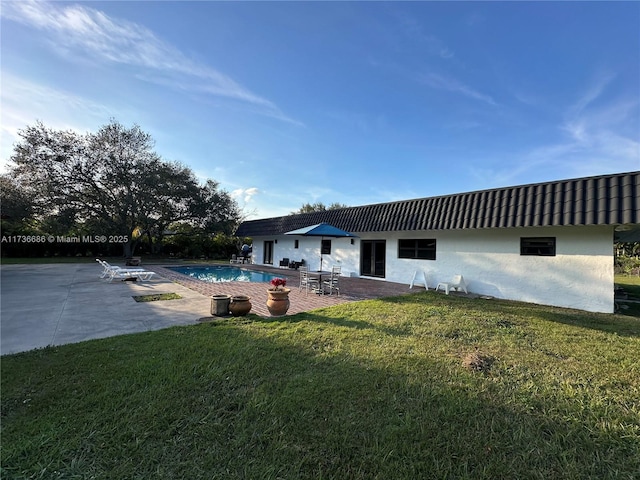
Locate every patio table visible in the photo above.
<box><xmin>308</xmin><ymin>271</ymin><xmax>331</xmax><ymax>294</ymax></box>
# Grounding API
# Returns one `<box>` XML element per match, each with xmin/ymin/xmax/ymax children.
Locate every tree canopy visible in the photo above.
<box><xmin>291</xmin><ymin>202</ymin><xmax>348</xmax><ymax>215</ymax></box>
<box><xmin>4</xmin><ymin>120</ymin><xmax>241</xmax><ymax>256</ymax></box>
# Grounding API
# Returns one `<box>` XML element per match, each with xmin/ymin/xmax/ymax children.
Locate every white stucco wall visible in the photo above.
<box><xmin>249</xmin><ymin>225</ymin><xmax>615</xmax><ymax>313</ymax></box>
<box><xmin>251</xmin><ymin>236</ymin><xmax>358</xmax><ymax>273</ymax></box>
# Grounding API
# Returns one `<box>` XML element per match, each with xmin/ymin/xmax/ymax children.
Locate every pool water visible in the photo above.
<box><xmin>168</xmin><ymin>265</ymin><xmax>280</xmax><ymax>283</ymax></box>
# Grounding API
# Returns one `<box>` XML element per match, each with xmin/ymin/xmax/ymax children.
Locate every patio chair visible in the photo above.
<box><xmin>322</xmin><ymin>265</ymin><xmax>342</xmax><ymax>296</ymax></box>
<box><xmin>279</xmin><ymin>258</ymin><xmax>290</xmax><ymax>268</ymax></box>
<box><xmin>436</xmin><ymin>275</ymin><xmax>468</xmax><ymax>295</ymax></box>
<box><xmin>299</xmin><ymin>266</ymin><xmax>320</xmax><ymax>294</ymax></box>
<box><xmin>96</xmin><ymin>259</ymin><xmax>144</xmax><ymax>278</ymax></box>
<box><xmin>289</xmin><ymin>259</ymin><xmax>304</xmax><ymax>270</ymax></box>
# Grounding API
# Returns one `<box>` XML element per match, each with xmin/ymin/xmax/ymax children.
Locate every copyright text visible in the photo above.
<box><xmin>1</xmin><ymin>235</ymin><xmax>129</xmax><ymax>244</ymax></box>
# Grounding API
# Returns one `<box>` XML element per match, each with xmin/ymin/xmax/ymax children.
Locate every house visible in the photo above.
<box><xmin>235</xmin><ymin>171</ymin><xmax>640</xmax><ymax>313</ymax></box>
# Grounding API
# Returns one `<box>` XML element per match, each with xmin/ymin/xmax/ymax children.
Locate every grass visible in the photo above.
<box><xmin>132</xmin><ymin>293</ymin><xmax>182</xmax><ymax>302</ymax></box>
<box><xmin>2</xmin><ymin>292</ymin><xmax>639</xmax><ymax>479</ymax></box>
<box><xmin>615</xmin><ymin>274</ymin><xmax>640</xmax><ymax>317</ymax></box>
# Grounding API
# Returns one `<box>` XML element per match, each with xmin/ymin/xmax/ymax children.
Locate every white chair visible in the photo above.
<box><xmin>322</xmin><ymin>266</ymin><xmax>342</xmax><ymax>296</ymax></box>
<box><xmin>299</xmin><ymin>266</ymin><xmax>320</xmax><ymax>294</ymax></box>
<box><xmin>96</xmin><ymin>259</ymin><xmax>144</xmax><ymax>278</ymax></box>
<box><xmin>409</xmin><ymin>270</ymin><xmax>429</xmax><ymax>289</ymax></box>
<box><xmin>436</xmin><ymin>275</ymin><xmax>468</xmax><ymax>295</ymax></box>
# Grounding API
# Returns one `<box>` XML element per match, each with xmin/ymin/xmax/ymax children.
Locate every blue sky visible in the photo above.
<box><xmin>2</xmin><ymin>1</ymin><xmax>639</xmax><ymax>219</ymax></box>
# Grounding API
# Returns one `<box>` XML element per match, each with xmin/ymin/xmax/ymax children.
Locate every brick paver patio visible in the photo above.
<box><xmin>149</xmin><ymin>264</ymin><xmax>421</xmax><ymax>317</ymax></box>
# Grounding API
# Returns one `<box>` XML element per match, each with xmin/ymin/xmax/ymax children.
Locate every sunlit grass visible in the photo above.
<box><xmin>2</xmin><ymin>292</ymin><xmax>639</xmax><ymax>479</ymax></box>
<box><xmin>132</xmin><ymin>293</ymin><xmax>182</xmax><ymax>302</ymax></box>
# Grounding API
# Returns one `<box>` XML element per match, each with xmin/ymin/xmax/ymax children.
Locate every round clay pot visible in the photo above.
<box><xmin>229</xmin><ymin>295</ymin><xmax>252</xmax><ymax>316</ymax></box>
<box><xmin>266</xmin><ymin>288</ymin><xmax>291</xmax><ymax>317</ymax></box>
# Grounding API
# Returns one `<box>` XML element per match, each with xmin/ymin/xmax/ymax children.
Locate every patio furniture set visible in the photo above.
<box><xmin>299</xmin><ymin>265</ymin><xmax>341</xmax><ymax>296</ymax></box>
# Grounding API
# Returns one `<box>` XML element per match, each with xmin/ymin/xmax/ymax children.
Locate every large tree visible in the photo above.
<box><xmin>7</xmin><ymin>120</ymin><xmax>241</xmax><ymax>256</ymax></box>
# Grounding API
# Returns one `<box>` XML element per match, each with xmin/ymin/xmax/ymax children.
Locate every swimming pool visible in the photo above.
<box><xmin>168</xmin><ymin>265</ymin><xmax>280</xmax><ymax>283</ymax></box>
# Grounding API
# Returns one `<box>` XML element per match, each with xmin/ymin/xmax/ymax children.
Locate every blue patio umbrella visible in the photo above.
<box><xmin>285</xmin><ymin>223</ymin><xmax>358</xmax><ymax>271</ymax></box>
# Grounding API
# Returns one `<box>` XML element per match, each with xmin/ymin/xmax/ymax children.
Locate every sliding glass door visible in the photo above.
<box><xmin>263</xmin><ymin>241</ymin><xmax>274</xmax><ymax>265</ymax></box>
<box><xmin>361</xmin><ymin>240</ymin><xmax>385</xmax><ymax>277</ymax></box>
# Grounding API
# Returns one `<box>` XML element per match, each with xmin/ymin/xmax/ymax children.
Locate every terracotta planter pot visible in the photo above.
<box><xmin>266</xmin><ymin>288</ymin><xmax>291</xmax><ymax>317</ymax></box>
<box><xmin>229</xmin><ymin>295</ymin><xmax>252</xmax><ymax>316</ymax></box>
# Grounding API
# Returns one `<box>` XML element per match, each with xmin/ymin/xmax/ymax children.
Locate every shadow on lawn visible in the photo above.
<box><xmin>536</xmin><ymin>309</ymin><xmax>640</xmax><ymax>338</ymax></box>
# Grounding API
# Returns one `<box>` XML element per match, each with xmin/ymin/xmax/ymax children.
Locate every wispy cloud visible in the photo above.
<box><xmin>561</xmin><ymin>73</ymin><xmax>639</xmax><ymax>162</ymax></box>
<box><xmin>396</xmin><ymin>13</ymin><xmax>454</xmax><ymax>59</ymax></box>
<box><xmin>469</xmin><ymin>74</ymin><xmax>640</xmax><ymax>187</ymax></box>
<box><xmin>421</xmin><ymin>73</ymin><xmax>498</xmax><ymax>106</ymax></box>
<box><xmin>567</xmin><ymin>71</ymin><xmax>617</xmax><ymax>118</ymax></box>
<box><xmin>0</xmin><ymin>73</ymin><xmax>116</xmax><ymax>170</ymax></box>
<box><xmin>2</xmin><ymin>0</ymin><xmax>300</xmax><ymax>124</ymax></box>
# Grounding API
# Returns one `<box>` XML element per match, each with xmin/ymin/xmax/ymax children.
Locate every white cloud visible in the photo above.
<box><xmin>1</xmin><ymin>0</ymin><xmax>299</xmax><ymax>123</ymax></box>
<box><xmin>231</xmin><ymin>187</ymin><xmax>260</xmax><ymax>204</ymax></box>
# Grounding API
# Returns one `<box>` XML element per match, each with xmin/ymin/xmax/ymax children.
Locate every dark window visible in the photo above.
<box><xmin>294</xmin><ymin>239</ymin><xmax>299</xmax><ymax>249</ymax></box>
<box><xmin>398</xmin><ymin>239</ymin><xmax>436</xmax><ymax>260</ymax></box>
<box><xmin>520</xmin><ymin>237</ymin><xmax>556</xmax><ymax>256</ymax></box>
<box><xmin>321</xmin><ymin>239</ymin><xmax>331</xmax><ymax>254</ymax></box>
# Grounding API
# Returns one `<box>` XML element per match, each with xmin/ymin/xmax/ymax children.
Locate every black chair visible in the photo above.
<box><xmin>279</xmin><ymin>258</ymin><xmax>290</xmax><ymax>268</ymax></box>
<box><xmin>289</xmin><ymin>259</ymin><xmax>305</xmax><ymax>270</ymax></box>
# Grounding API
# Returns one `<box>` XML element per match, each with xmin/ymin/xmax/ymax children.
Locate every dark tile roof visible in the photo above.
<box><xmin>235</xmin><ymin>171</ymin><xmax>640</xmax><ymax>237</ymax></box>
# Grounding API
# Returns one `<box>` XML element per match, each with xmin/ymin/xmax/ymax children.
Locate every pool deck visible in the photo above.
<box><xmin>1</xmin><ymin>262</ymin><xmax>424</xmax><ymax>354</ymax></box>
<box><xmin>152</xmin><ymin>264</ymin><xmax>419</xmax><ymax>316</ymax></box>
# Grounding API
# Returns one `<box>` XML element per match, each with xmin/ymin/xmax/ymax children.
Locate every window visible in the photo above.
<box><xmin>294</xmin><ymin>239</ymin><xmax>299</xmax><ymax>249</ymax></box>
<box><xmin>321</xmin><ymin>239</ymin><xmax>331</xmax><ymax>254</ymax></box>
<box><xmin>398</xmin><ymin>239</ymin><xmax>436</xmax><ymax>260</ymax></box>
<box><xmin>520</xmin><ymin>237</ymin><xmax>556</xmax><ymax>256</ymax></box>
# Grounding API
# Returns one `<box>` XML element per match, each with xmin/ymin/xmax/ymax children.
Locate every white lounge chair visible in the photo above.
<box><xmin>96</xmin><ymin>258</ymin><xmax>144</xmax><ymax>278</ymax></box>
<box><xmin>106</xmin><ymin>269</ymin><xmax>156</xmax><ymax>282</ymax></box>
<box><xmin>436</xmin><ymin>275</ymin><xmax>468</xmax><ymax>295</ymax></box>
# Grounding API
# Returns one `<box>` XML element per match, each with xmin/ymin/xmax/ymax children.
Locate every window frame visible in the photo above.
<box><xmin>398</xmin><ymin>238</ymin><xmax>437</xmax><ymax>260</ymax></box>
<box><xmin>520</xmin><ymin>237</ymin><xmax>556</xmax><ymax>256</ymax></box>
<box><xmin>321</xmin><ymin>239</ymin><xmax>331</xmax><ymax>255</ymax></box>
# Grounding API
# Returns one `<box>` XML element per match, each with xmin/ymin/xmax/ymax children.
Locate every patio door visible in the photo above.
<box><xmin>263</xmin><ymin>241</ymin><xmax>274</xmax><ymax>265</ymax></box>
<box><xmin>361</xmin><ymin>240</ymin><xmax>385</xmax><ymax>278</ymax></box>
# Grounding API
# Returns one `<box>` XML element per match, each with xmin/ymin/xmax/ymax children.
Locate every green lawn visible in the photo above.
<box><xmin>615</xmin><ymin>274</ymin><xmax>640</xmax><ymax>317</ymax></box>
<box><xmin>2</xmin><ymin>292</ymin><xmax>639</xmax><ymax>479</ymax></box>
